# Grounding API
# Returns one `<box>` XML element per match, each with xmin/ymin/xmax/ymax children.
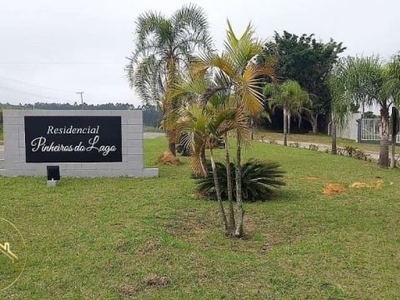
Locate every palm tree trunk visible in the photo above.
<box><xmin>224</xmin><ymin>133</ymin><xmax>235</xmax><ymax>233</ymax></box>
<box><xmin>379</xmin><ymin>107</ymin><xmax>390</xmax><ymax>168</ymax></box>
<box><xmin>198</xmin><ymin>145</ymin><xmax>208</xmax><ymax>176</ymax></box>
<box><xmin>390</xmin><ymin>106</ymin><xmax>398</xmax><ymax>168</ymax></box>
<box><xmin>283</xmin><ymin>108</ymin><xmax>288</xmax><ymax>146</ymax></box>
<box><xmin>166</xmin><ymin>57</ymin><xmax>178</xmax><ymax>157</ymax></box>
<box><xmin>307</xmin><ymin>113</ymin><xmax>318</xmax><ymax>133</ymax></box>
<box><xmin>391</xmin><ymin>133</ymin><xmax>397</xmax><ymax>168</ymax></box>
<box><xmin>235</xmin><ymin>130</ymin><xmax>244</xmax><ymax>238</ymax></box>
<box><xmin>210</xmin><ymin>148</ymin><xmax>228</xmax><ymax>234</ymax></box>
<box><xmin>168</xmin><ymin>140</ymin><xmax>176</xmax><ymax>156</ymax></box>
<box><xmin>200</xmin><ymin>147</ymin><xmax>207</xmax><ymax>174</ymax></box>
<box><xmin>331</xmin><ymin>114</ymin><xmax>337</xmax><ymax>155</ymax></box>
<box><xmin>287</xmin><ymin>111</ymin><xmax>291</xmax><ymax>135</ymax></box>
<box><xmin>250</xmin><ymin>118</ymin><xmax>255</xmax><ymax>140</ymax></box>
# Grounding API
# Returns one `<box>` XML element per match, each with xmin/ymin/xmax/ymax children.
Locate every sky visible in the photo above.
<box><xmin>1</xmin><ymin>0</ymin><xmax>399</xmax><ymax>107</ymax></box>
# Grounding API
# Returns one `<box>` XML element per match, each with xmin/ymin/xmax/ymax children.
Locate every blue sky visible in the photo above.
<box><xmin>1</xmin><ymin>0</ymin><xmax>399</xmax><ymax>106</ymax></box>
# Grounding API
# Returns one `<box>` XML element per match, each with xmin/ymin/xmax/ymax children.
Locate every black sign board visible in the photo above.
<box><xmin>24</xmin><ymin>116</ymin><xmax>122</xmax><ymax>163</ymax></box>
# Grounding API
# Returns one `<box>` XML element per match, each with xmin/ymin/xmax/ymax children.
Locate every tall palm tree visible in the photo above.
<box><xmin>328</xmin><ymin>60</ymin><xmax>354</xmax><ymax>155</ymax></box>
<box><xmin>383</xmin><ymin>54</ymin><xmax>400</xmax><ymax>167</ymax></box>
<box><xmin>190</xmin><ymin>21</ymin><xmax>275</xmax><ymax>237</ymax></box>
<box><xmin>264</xmin><ymin>80</ymin><xmax>309</xmax><ymax>146</ymax></box>
<box><xmin>384</xmin><ymin>54</ymin><xmax>400</xmax><ymax>103</ymax></box>
<box><xmin>125</xmin><ymin>4</ymin><xmax>213</xmax><ymax>156</ymax></box>
<box><xmin>331</xmin><ymin>55</ymin><xmax>390</xmax><ymax>168</ymax></box>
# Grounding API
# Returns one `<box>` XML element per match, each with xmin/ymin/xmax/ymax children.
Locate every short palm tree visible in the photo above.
<box><xmin>126</xmin><ymin>4</ymin><xmax>213</xmax><ymax>156</ymax></box>
<box><xmin>189</xmin><ymin>21</ymin><xmax>275</xmax><ymax>237</ymax></box>
<box><xmin>177</xmin><ymin>101</ymin><xmax>248</xmax><ymax>235</ymax></box>
<box><xmin>264</xmin><ymin>80</ymin><xmax>309</xmax><ymax>146</ymax></box>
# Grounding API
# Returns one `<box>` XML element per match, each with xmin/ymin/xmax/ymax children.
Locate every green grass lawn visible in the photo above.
<box><xmin>1</xmin><ymin>137</ymin><xmax>400</xmax><ymax>299</ymax></box>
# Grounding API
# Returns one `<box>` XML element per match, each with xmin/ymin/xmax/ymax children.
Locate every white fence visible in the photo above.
<box><xmin>360</xmin><ymin>119</ymin><xmax>380</xmax><ymax>141</ymax></box>
<box><xmin>359</xmin><ymin>118</ymin><xmax>400</xmax><ymax>143</ymax></box>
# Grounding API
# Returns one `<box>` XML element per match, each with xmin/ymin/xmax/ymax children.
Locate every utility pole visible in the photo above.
<box><xmin>76</xmin><ymin>91</ymin><xmax>84</xmax><ymax>110</ymax></box>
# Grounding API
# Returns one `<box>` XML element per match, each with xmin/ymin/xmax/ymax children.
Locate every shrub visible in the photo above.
<box><xmin>343</xmin><ymin>145</ymin><xmax>356</xmax><ymax>157</ymax></box>
<box><xmin>354</xmin><ymin>149</ymin><xmax>370</xmax><ymax>161</ymax></box>
<box><xmin>193</xmin><ymin>159</ymin><xmax>286</xmax><ymax>202</ymax></box>
<box><xmin>337</xmin><ymin>146</ymin><xmax>371</xmax><ymax>161</ymax></box>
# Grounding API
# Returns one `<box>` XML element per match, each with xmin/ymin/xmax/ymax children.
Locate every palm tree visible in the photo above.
<box><xmin>173</xmin><ymin>76</ymin><xmax>240</xmax><ymax>234</ymax></box>
<box><xmin>264</xmin><ymin>80</ymin><xmax>309</xmax><ymax>146</ymax></box>
<box><xmin>190</xmin><ymin>21</ymin><xmax>275</xmax><ymax>237</ymax></box>
<box><xmin>125</xmin><ymin>4</ymin><xmax>213</xmax><ymax>156</ymax></box>
<box><xmin>383</xmin><ymin>54</ymin><xmax>400</xmax><ymax>167</ymax></box>
<box><xmin>328</xmin><ymin>60</ymin><xmax>353</xmax><ymax>155</ymax></box>
<box><xmin>177</xmin><ymin>101</ymin><xmax>248</xmax><ymax>235</ymax></box>
<box><xmin>332</xmin><ymin>55</ymin><xmax>390</xmax><ymax>168</ymax></box>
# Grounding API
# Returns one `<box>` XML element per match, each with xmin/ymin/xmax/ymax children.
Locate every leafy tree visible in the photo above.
<box><xmin>263</xmin><ymin>31</ymin><xmax>345</xmax><ymax>133</ymax></box>
<box><xmin>362</xmin><ymin>111</ymin><xmax>379</xmax><ymax>118</ymax></box>
<box><xmin>125</xmin><ymin>4</ymin><xmax>213</xmax><ymax>156</ymax></box>
<box><xmin>264</xmin><ymin>80</ymin><xmax>309</xmax><ymax>146</ymax></box>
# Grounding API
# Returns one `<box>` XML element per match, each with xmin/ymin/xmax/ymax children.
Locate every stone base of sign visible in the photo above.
<box><xmin>1</xmin><ymin>110</ymin><xmax>159</xmax><ymax>178</ymax></box>
<box><xmin>47</xmin><ymin>179</ymin><xmax>59</xmax><ymax>187</ymax></box>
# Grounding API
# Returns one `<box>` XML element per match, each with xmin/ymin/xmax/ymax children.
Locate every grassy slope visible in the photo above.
<box><xmin>0</xmin><ymin>137</ymin><xmax>400</xmax><ymax>299</ymax></box>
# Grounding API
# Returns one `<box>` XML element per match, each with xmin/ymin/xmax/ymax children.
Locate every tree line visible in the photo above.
<box><xmin>0</xmin><ymin>103</ymin><xmax>162</xmax><ymax>128</ymax></box>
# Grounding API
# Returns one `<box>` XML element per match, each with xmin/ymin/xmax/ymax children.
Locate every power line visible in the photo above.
<box><xmin>0</xmin><ymin>85</ymin><xmax>74</xmax><ymax>102</ymax></box>
<box><xmin>0</xmin><ymin>75</ymin><xmax>76</xmax><ymax>94</ymax></box>
<box><xmin>0</xmin><ymin>62</ymin><xmax>124</xmax><ymax>66</ymax></box>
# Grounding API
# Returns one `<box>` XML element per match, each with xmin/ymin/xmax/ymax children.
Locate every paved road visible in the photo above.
<box><xmin>144</xmin><ymin>132</ymin><xmax>165</xmax><ymax>139</ymax></box>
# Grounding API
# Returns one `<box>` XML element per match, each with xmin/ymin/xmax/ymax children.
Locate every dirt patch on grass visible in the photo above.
<box><xmin>118</xmin><ymin>284</ymin><xmax>136</xmax><ymax>296</ymax></box>
<box><xmin>145</xmin><ymin>275</ymin><xmax>169</xmax><ymax>288</ymax></box>
<box><xmin>157</xmin><ymin>151</ymin><xmax>181</xmax><ymax>165</ymax></box>
<box><xmin>135</xmin><ymin>238</ymin><xmax>163</xmax><ymax>255</ymax></box>
<box><xmin>350</xmin><ymin>180</ymin><xmax>383</xmax><ymax>189</ymax></box>
<box><xmin>323</xmin><ymin>184</ymin><xmax>346</xmax><ymax>195</ymax></box>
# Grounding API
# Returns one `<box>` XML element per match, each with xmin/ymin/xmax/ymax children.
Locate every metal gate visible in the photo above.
<box><xmin>359</xmin><ymin>119</ymin><xmax>380</xmax><ymax>142</ymax></box>
<box><xmin>359</xmin><ymin>118</ymin><xmax>400</xmax><ymax>143</ymax></box>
